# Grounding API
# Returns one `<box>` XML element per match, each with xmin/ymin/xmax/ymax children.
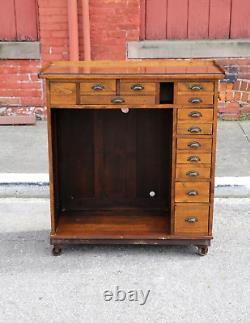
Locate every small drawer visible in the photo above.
<box><xmin>176</xmin><ymin>152</ymin><xmax>211</xmax><ymax>164</ymax></box>
<box><xmin>176</xmin><ymin>166</ymin><xmax>211</xmax><ymax>180</ymax></box>
<box><xmin>177</xmin><ymin>138</ymin><xmax>212</xmax><ymax>151</ymax></box>
<box><xmin>80</xmin><ymin>95</ymin><xmax>155</xmax><ymax>105</ymax></box>
<box><xmin>177</xmin><ymin>123</ymin><xmax>213</xmax><ymax>135</ymax></box>
<box><xmin>50</xmin><ymin>82</ymin><xmax>76</xmax><ymax>105</ymax></box>
<box><xmin>174</xmin><ymin>204</ymin><xmax>209</xmax><ymax>235</ymax></box>
<box><xmin>80</xmin><ymin>80</ymin><xmax>116</xmax><ymax>94</ymax></box>
<box><xmin>176</xmin><ymin>94</ymin><xmax>214</xmax><ymax>105</ymax></box>
<box><xmin>175</xmin><ymin>182</ymin><xmax>210</xmax><ymax>203</ymax></box>
<box><xmin>120</xmin><ymin>81</ymin><xmax>156</xmax><ymax>95</ymax></box>
<box><xmin>177</xmin><ymin>82</ymin><xmax>214</xmax><ymax>93</ymax></box>
<box><xmin>178</xmin><ymin>109</ymin><xmax>213</xmax><ymax>122</ymax></box>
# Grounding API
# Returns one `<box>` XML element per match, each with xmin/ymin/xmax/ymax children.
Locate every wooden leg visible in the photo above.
<box><xmin>196</xmin><ymin>245</ymin><xmax>208</xmax><ymax>256</ymax></box>
<box><xmin>52</xmin><ymin>245</ymin><xmax>62</xmax><ymax>256</ymax></box>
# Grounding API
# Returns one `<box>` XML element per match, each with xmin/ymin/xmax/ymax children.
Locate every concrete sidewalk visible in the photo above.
<box><xmin>0</xmin><ymin>198</ymin><xmax>249</xmax><ymax>323</ymax></box>
<box><xmin>0</xmin><ymin>120</ymin><xmax>250</xmax><ymax>197</ymax></box>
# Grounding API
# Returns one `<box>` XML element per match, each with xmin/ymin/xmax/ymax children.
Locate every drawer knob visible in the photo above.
<box><xmin>188</xmin><ymin>127</ymin><xmax>202</xmax><ymax>134</ymax></box>
<box><xmin>187</xmin><ymin>155</ymin><xmax>200</xmax><ymax>162</ymax></box>
<box><xmin>111</xmin><ymin>97</ymin><xmax>125</xmax><ymax>104</ymax></box>
<box><xmin>189</xmin><ymin>84</ymin><xmax>203</xmax><ymax>91</ymax></box>
<box><xmin>186</xmin><ymin>170</ymin><xmax>200</xmax><ymax>177</ymax></box>
<box><xmin>92</xmin><ymin>83</ymin><xmax>104</xmax><ymax>91</ymax></box>
<box><xmin>131</xmin><ymin>84</ymin><xmax>144</xmax><ymax>91</ymax></box>
<box><xmin>189</xmin><ymin>97</ymin><xmax>202</xmax><ymax>104</ymax></box>
<box><xmin>189</xmin><ymin>111</ymin><xmax>202</xmax><ymax>118</ymax></box>
<box><xmin>187</xmin><ymin>190</ymin><xmax>199</xmax><ymax>196</ymax></box>
<box><xmin>185</xmin><ymin>216</ymin><xmax>198</xmax><ymax>223</ymax></box>
<box><xmin>188</xmin><ymin>141</ymin><xmax>201</xmax><ymax>149</ymax></box>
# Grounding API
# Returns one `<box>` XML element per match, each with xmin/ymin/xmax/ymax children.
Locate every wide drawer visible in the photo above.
<box><xmin>80</xmin><ymin>95</ymin><xmax>155</xmax><ymax>105</ymax></box>
<box><xmin>120</xmin><ymin>81</ymin><xmax>156</xmax><ymax>95</ymax></box>
<box><xmin>174</xmin><ymin>203</ymin><xmax>209</xmax><ymax>235</ymax></box>
<box><xmin>80</xmin><ymin>80</ymin><xmax>116</xmax><ymax>94</ymax></box>
<box><xmin>176</xmin><ymin>94</ymin><xmax>214</xmax><ymax>105</ymax></box>
<box><xmin>50</xmin><ymin>82</ymin><xmax>76</xmax><ymax>105</ymax></box>
<box><xmin>175</xmin><ymin>182</ymin><xmax>210</xmax><ymax>203</ymax></box>
<box><xmin>177</xmin><ymin>108</ymin><xmax>213</xmax><ymax>122</ymax></box>
<box><xmin>177</xmin><ymin>123</ymin><xmax>213</xmax><ymax>135</ymax></box>
<box><xmin>176</xmin><ymin>152</ymin><xmax>211</xmax><ymax>164</ymax></box>
<box><xmin>176</xmin><ymin>166</ymin><xmax>211</xmax><ymax>180</ymax></box>
<box><xmin>177</xmin><ymin>138</ymin><xmax>212</xmax><ymax>151</ymax></box>
<box><xmin>177</xmin><ymin>82</ymin><xmax>214</xmax><ymax>93</ymax></box>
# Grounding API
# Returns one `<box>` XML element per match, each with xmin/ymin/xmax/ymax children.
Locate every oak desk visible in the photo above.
<box><xmin>40</xmin><ymin>60</ymin><xmax>224</xmax><ymax>256</ymax></box>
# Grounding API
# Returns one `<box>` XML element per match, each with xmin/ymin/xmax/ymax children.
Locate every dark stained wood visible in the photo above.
<box><xmin>41</xmin><ymin>60</ymin><xmax>224</xmax><ymax>253</ymax></box>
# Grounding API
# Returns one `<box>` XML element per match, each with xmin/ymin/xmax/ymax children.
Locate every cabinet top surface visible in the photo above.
<box><xmin>40</xmin><ymin>60</ymin><xmax>224</xmax><ymax>79</ymax></box>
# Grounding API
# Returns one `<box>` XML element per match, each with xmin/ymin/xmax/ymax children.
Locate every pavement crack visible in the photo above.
<box><xmin>238</xmin><ymin>122</ymin><xmax>250</xmax><ymax>145</ymax></box>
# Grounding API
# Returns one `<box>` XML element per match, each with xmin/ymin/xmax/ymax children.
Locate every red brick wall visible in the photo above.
<box><xmin>0</xmin><ymin>0</ymin><xmax>249</xmax><ymax>120</ymax></box>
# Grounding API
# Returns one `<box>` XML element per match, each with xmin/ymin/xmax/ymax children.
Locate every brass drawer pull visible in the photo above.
<box><xmin>131</xmin><ymin>84</ymin><xmax>144</xmax><ymax>91</ymax></box>
<box><xmin>189</xmin><ymin>97</ymin><xmax>202</xmax><ymax>104</ymax></box>
<box><xmin>186</xmin><ymin>170</ymin><xmax>200</xmax><ymax>177</ymax></box>
<box><xmin>187</xmin><ymin>190</ymin><xmax>199</xmax><ymax>196</ymax></box>
<box><xmin>187</xmin><ymin>155</ymin><xmax>200</xmax><ymax>162</ymax></box>
<box><xmin>189</xmin><ymin>111</ymin><xmax>202</xmax><ymax>118</ymax></box>
<box><xmin>188</xmin><ymin>127</ymin><xmax>202</xmax><ymax>134</ymax></box>
<box><xmin>189</xmin><ymin>84</ymin><xmax>203</xmax><ymax>91</ymax></box>
<box><xmin>188</xmin><ymin>141</ymin><xmax>201</xmax><ymax>149</ymax></box>
<box><xmin>91</xmin><ymin>83</ymin><xmax>105</xmax><ymax>91</ymax></box>
<box><xmin>185</xmin><ymin>216</ymin><xmax>198</xmax><ymax>223</ymax></box>
<box><xmin>111</xmin><ymin>97</ymin><xmax>125</xmax><ymax>104</ymax></box>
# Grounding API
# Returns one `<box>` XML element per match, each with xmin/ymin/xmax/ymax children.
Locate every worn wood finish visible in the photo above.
<box><xmin>40</xmin><ymin>60</ymin><xmax>224</xmax><ymax>254</ymax></box>
<box><xmin>177</xmin><ymin>109</ymin><xmax>213</xmax><ymax>122</ymax></box>
<box><xmin>174</xmin><ymin>204</ymin><xmax>209</xmax><ymax>235</ymax></box>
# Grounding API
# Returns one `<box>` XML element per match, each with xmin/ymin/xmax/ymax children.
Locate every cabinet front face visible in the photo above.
<box><xmin>43</xmin><ymin>61</ymin><xmax>222</xmax><ymax>245</ymax></box>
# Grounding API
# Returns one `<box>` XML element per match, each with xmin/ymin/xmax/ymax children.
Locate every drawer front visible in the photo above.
<box><xmin>176</xmin><ymin>152</ymin><xmax>211</xmax><ymax>164</ymax></box>
<box><xmin>177</xmin><ymin>109</ymin><xmax>213</xmax><ymax>122</ymax></box>
<box><xmin>174</xmin><ymin>204</ymin><xmax>209</xmax><ymax>235</ymax></box>
<box><xmin>80</xmin><ymin>80</ymin><xmax>116</xmax><ymax>94</ymax></box>
<box><xmin>50</xmin><ymin>83</ymin><xmax>76</xmax><ymax>105</ymax></box>
<box><xmin>120</xmin><ymin>81</ymin><xmax>156</xmax><ymax>95</ymax></box>
<box><xmin>177</xmin><ymin>123</ymin><xmax>213</xmax><ymax>135</ymax></box>
<box><xmin>80</xmin><ymin>95</ymin><xmax>155</xmax><ymax>105</ymax></box>
<box><xmin>176</xmin><ymin>166</ymin><xmax>211</xmax><ymax>180</ymax></box>
<box><xmin>177</xmin><ymin>82</ymin><xmax>214</xmax><ymax>93</ymax></box>
<box><xmin>175</xmin><ymin>182</ymin><xmax>210</xmax><ymax>203</ymax></box>
<box><xmin>176</xmin><ymin>94</ymin><xmax>213</xmax><ymax>105</ymax></box>
<box><xmin>177</xmin><ymin>138</ymin><xmax>212</xmax><ymax>151</ymax></box>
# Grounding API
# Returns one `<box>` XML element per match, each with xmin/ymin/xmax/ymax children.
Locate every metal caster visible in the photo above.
<box><xmin>52</xmin><ymin>245</ymin><xmax>62</xmax><ymax>256</ymax></box>
<box><xmin>197</xmin><ymin>246</ymin><xmax>208</xmax><ymax>256</ymax></box>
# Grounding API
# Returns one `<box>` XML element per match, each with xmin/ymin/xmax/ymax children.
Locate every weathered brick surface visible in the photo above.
<box><xmin>0</xmin><ymin>1</ymin><xmax>249</xmax><ymax>119</ymax></box>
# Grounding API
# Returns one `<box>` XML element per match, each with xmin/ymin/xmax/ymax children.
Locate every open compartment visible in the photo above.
<box><xmin>160</xmin><ymin>82</ymin><xmax>174</xmax><ymax>104</ymax></box>
<box><xmin>51</xmin><ymin>108</ymin><xmax>173</xmax><ymax>239</ymax></box>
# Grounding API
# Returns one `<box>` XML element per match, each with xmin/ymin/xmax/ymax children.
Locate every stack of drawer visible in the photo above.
<box><xmin>50</xmin><ymin>80</ymin><xmax>157</xmax><ymax>105</ymax></box>
<box><xmin>174</xmin><ymin>81</ymin><xmax>215</xmax><ymax>236</ymax></box>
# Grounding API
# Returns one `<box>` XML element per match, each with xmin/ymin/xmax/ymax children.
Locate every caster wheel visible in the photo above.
<box><xmin>52</xmin><ymin>246</ymin><xmax>62</xmax><ymax>256</ymax></box>
<box><xmin>197</xmin><ymin>246</ymin><xmax>208</xmax><ymax>256</ymax></box>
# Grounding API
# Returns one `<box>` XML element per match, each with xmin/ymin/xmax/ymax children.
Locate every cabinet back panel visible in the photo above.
<box><xmin>53</xmin><ymin>109</ymin><xmax>172</xmax><ymax>211</ymax></box>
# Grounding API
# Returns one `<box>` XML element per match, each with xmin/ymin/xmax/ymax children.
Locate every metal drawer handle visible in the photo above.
<box><xmin>187</xmin><ymin>155</ymin><xmax>200</xmax><ymax>162</ymax></box>
<box><xmin>188</xmin><ymin>141</ymin><xmax>201</xmax><ymax>149</ymax></box>
<box><xmin>186</xmin><ymin>170</ymin><xmax>200</xmax><ymax>177</ymax></box>
<box><xmin>187</xmin><ymin>190</ymin><xmax>199</xmax><ymax>196</ymax></box>
<box><xmin>189</xmin><ymin>84</ymin><xmax>203</xmax><ymax>91</ymax></box>
<box><xmin>189</xmin><ymin>97</ymin><xmax>202</xmax><ymax>104</ymax></box>
<box><xmin>189</xmin><ymin>111</ymin><xmax>202</xmax><ymax>118</ymax></box>
<box><xmin>92</xmin><ymin>83</ymin><xmax>105</xmax><ymax>91</ymax></box>
<box><xmin>131</xmin><ymin>84</ymin><xmax>144</xmax><ymax>91</ymax></box>
<box><xmin>188</xmin><ymin>127</ymin><xmax>202</xmax><ymax>134</ymax></box>
<box><xmin>185</xmin><ymin>216</ymin><xmax>198</xmax><ymax>223</ymax></box>
<box><xmin>111</xmin><ymin>97</ymin><xmax>125</xmax><ymax>104</ymax></box>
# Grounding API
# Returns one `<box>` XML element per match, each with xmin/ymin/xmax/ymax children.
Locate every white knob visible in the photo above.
<box><xmin>149</xmin><ymin>191</ymin><xmax>156</xmax><ymax>197</ymax></box>
<box><xmin>121</xmin><ymin>108</ymin><xmax>129</xmax><ymax>114</ymax></box>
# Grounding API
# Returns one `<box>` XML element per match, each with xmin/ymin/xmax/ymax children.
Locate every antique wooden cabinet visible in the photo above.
<box><xmin>40</xmin><ymin>60</ymin><xmax>224</xmax><ymax>256</ymax></box>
